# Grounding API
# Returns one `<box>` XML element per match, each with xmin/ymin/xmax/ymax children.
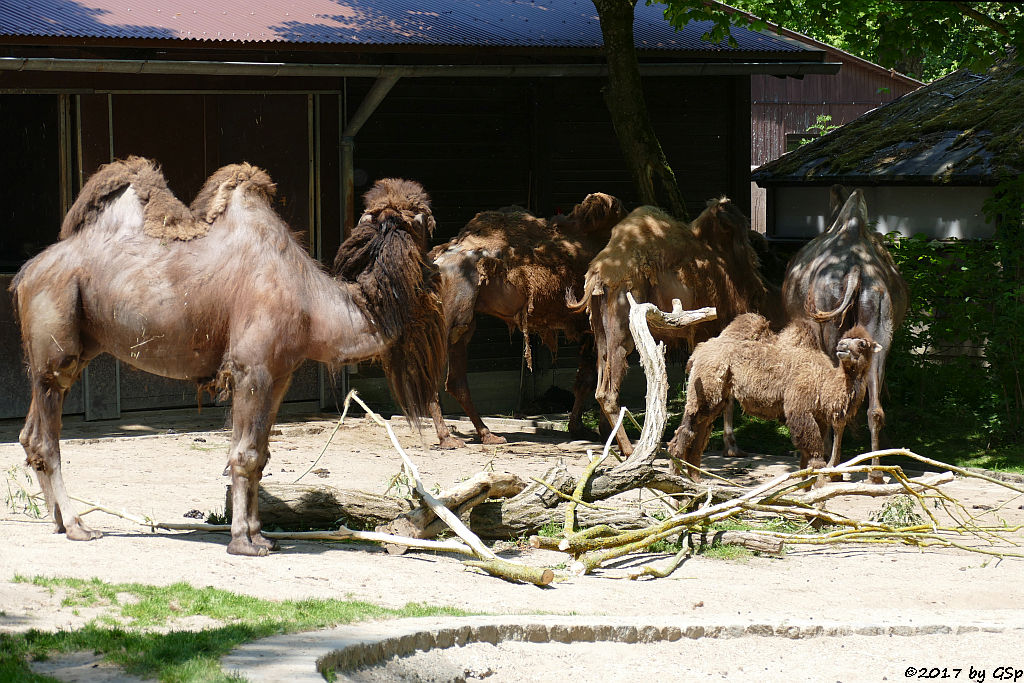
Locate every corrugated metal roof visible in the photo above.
<box><xmin>752</xmin><ymin>59</ymin><xmax>1024</xmax><ymax>186</ymax></box>
<box><xmin>0</xmin><ymin>0</ymin><xmax>808</xmax><ymax>52</ymax></box>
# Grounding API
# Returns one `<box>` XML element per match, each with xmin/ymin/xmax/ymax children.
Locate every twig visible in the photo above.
<box><xmin>529</xmin><ymin>477</ymin><xmax>617</xmax><ymax>511</ymax></box>
<box><xmin>293</xmin><ymin>414</ymin><xmax>345</xmax><ymax>483</ymax></box>
<box><xmin>344</xmin><ymin>390</ymin><xmax>552</xmax><ymax>585</ymax></box>
<box><xmin>565</xmin><ymin>409</ymin><xmax>623</xmax><ymax>534</ymax></box>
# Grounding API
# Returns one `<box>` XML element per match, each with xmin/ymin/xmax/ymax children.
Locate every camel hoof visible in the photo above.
<box><xmin>227</xmin><ymin>539</ymin><xmax>269</xmax><ymax>557</ymax></box>
<box><xmin>725</xmin><ymin>446</ymin><xmax>747</xmax><ymax>459</ymax></box>
<box><xmin>479</xmin><ymin>433</ymin><xmax>506</xmax><ymax>445</ymax></box>
<box><xmin>437</xmin><ymin>436</ymin><xmax>466</xmax><ymax>449</ymax></box>
<box><xmin>253</xmin><ymin>535</ymin><xmax>279</xmax><ymax>552</ymax></box>
<box><xmin>65</xmin><ymin>523</ymin><xmax>103</xmax><ymax>541</ymax></box>
<box><xmin>829</xmin><ymin>473</ymin><xmax>845</xmax><ymax>483</ymax></box>
<box><xmin>868</xmin><ymin>471</ymin><xmax>885</xmax><ymax>485</ymax></box>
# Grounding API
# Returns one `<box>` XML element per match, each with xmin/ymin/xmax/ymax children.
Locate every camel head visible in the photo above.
<box><xmin>835</xmin><ymin>325</ymin><xmax>881</xmax><ymax>372</ymax></box>
<box><xmin>359</xmin><ymin>178</ymin><xmax>435</xmax><ymax>251</ymax></box>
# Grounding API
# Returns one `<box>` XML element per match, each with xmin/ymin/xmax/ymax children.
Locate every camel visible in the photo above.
<box><xmin>427</xmin><ymin>193</ymin><xmax>627</xmax><ymax>448</ymax></box>
<box><xmin>11</xmin><ymin>157</ymin><xmax>445</xmax><ymax>556</ymax></box>
<box><xmin>572</xmin><ymin>197</ymin><xmax>780</xmax><ymax>457</ymax></box>
<box><xmin>781</xmin><ymin>187</ymin><xmax>908</xmax><ymax>483</ymax></box>
<box><xmin>668</xmin><ymin>313</ymin><xmax>881</xmax><ymax>486</ymax></box>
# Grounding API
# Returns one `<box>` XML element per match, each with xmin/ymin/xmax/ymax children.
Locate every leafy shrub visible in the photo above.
<box><xmin>885</xmin><ymin>174</ymin><xmax>1024</xmax><ymax>447</ymax></box>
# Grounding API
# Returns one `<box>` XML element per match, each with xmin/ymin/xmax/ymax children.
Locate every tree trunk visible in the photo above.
<box><xmin>226</xmin><ymin>483</ymin><xmax>415</xmax><ymax>531</ymax></box>
<box><xmin>592</xmin><ymin>0</ymin><xmax>689</xmax><ymax>219</ymax></box>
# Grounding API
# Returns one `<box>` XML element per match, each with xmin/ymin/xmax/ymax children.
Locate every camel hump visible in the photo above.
<box><xmin>190</xmin><ymin>162</ymin><xmax>277</xmax><ymax>224</ymax></box>
<box><xmin>59</xmin><ymin>156</ymin><xmax>202</xmax><ymax>241</ymax></box>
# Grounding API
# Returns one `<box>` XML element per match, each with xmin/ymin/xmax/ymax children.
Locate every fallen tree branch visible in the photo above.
<box><xmin>345</xmin><ymin>391</ymin><xmax>553</xmax><ymax>586</ymax></box>
<box><xmin>565</xmin><ymin>408</ymin><xmax>623</xmax><ymax>535</ymax></box>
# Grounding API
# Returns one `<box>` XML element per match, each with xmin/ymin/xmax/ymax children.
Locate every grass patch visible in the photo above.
<box><xmin>2</xmin><ymin>577</ymin><xmax>471</xmax><ymax>682</ymax></box>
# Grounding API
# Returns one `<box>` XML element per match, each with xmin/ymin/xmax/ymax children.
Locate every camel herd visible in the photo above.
<box><xmin>10</xmin><ymin>157</ymin><xmax>907</xmax><ymax>555</ymax></box>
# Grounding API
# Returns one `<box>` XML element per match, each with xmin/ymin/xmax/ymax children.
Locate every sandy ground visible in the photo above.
<box><xmin>2</xmin><ymin>405</ymin><xmax>1024</xmax><ymax>681</ymax></box>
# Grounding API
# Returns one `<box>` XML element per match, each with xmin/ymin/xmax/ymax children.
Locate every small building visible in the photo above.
<box><xmin>743</xmin><ymin>14</ymin><xmax>921</xmax><ymax>232</ymax></box>
<box><xmin>753</xmin><ymin>58</ymin><xmax>1023</xmax><ymax>241</ymax></box>
<box><xmin>0</xmin><ymin>0</ymin><xmax>838</xmax><ymax>420</ymax></box>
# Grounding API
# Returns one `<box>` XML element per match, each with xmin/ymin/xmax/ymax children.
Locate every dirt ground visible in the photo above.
<box><xmin>2</xmin><ymin>404</ymin><xmax>1024</xmax><ymax>680</ymax></box>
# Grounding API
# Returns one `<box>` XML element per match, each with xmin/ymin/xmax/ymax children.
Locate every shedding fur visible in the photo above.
<box><xmin>425</xmin><ymin>193</ymin><xmax>626</xmax><ymax>447</ymax></box>
<box><xmin>575</xmin><ymin>198</ymin><xmax>781</xmax><ymax>457</ymax></box>
<box><xmin>60</xmin><ymin>156</ymin><xmax>206</xmax><ymax>241</ymax></box>
<box><xmin>669</xmin><ymin>314</ymin><xmax>881</xmax><ymax>483</ymax></box>
<box><xmin>12</xmin><ymin>161</ymin><xmax>445</xmax><ymax>557</ymax></box>
<box><xmin>333</xmin><ymin>178</ymin><xmax>445</xmax><ymax>419</ymax></box>
<box><xmin>190</xmin><ymin>162</ymin><xmax>277</xmax><ymax>224</ymax></box>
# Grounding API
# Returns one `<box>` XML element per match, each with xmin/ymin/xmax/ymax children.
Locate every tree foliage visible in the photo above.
<box><xmin>659</xmin><ymin>1</ymin><xmax>1024</xmax><ymax>81</ymax></box>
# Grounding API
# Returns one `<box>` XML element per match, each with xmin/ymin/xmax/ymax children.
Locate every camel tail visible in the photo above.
<box><xmin>566</xmin><ymin>272</ymin><xmax>602</xmax><ymax>314</ymax></box>
<box><xmin>808</xmin><ymin>266</ymin><xmax>861</xmax><ymax>322</ymax></box>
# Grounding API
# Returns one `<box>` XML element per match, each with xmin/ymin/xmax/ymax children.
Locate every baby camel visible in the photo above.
<box><xmin>668</xmin><ymin>313</ymin><xmax>881</xmax><ymax>485</ymax></box>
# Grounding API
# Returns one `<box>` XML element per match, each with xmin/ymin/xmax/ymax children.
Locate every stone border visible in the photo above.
<box><xmin>220</xmin><ymin>616</ymin><xmax>1024</xmax><ymax>682</ymax></box>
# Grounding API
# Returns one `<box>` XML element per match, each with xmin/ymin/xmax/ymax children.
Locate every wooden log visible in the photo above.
<box><xmin>469</xmin><ymin>496</ymin><xmax>647</xmax><ymax>539</ymax></box>
<box><xmin>379</xmin><ymin>471</ymin><xmax>527</xmax><ymax>540</ymax></box>
<box><xmin>226</xmin><ymin>483</ymin><xmax>414</xmax><ymax>530</ymax></box>
<box><xmin>686</xmin><ymin>529</ymin><xmax>785</xmax><ymax>554</ymax></box>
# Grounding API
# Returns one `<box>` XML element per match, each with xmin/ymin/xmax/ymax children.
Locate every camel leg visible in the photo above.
<box><xmin>788</xmin><ymin>412</ymin><xmax>827</xmax><ymax>487</ymax></box>
<box><xmin>827</xmin><ymin>423</ymin><xmax>845</xmax><ymax>482</ymax></box>
<box><xmin>722</xmin><ymin>401</ymin><xmax>746</xmax><ymax>458</ymax></box>
<box><xmin>567</xmin><ymin>336</ymin><xmax>600</xmax><ymax>441</ymax></box>
<box><xmin>21</xmin><ymin>364</ymin><xmax>101</xmax><ymax>541</ymax></box>
<box><xmin>593</xmin><ymin>292</ymin><xmax>634</xmax><ymax>456</ymax></box>
<box><xmin>444</xmin><ymin>321</ymin><xmax>505</xmax><ymax>445</ymax></box>
<box><xmin>429</xmin><ymin>395</ymin><xmax>465</xmax><ymax>449</ymax></box>
<box><xmin>225</xmin><ymin>364</ymin><xmax>283</xmax><ymax>556</ymax></box>
<box><xmin>865</xmin><ymin>354</ymin><xmax>886</xmax><ymax>484</ymax></box>
<box><xmin>668</xmin><ymin>396</ymin><xmax>725</xmax><ymax>481</ymax></box>
<box><xmin>16</xmin><ymin>280</ymin><xmax>98</xmax><ymax>541</ymax></box>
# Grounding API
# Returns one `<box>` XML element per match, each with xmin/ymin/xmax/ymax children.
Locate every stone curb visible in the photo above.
<box><xmin>220</xmin><ymin>615</ymin><xmax>1024</xmax><ymax>682</ymax></box>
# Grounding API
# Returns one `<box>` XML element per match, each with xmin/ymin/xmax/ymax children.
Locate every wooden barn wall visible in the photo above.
<box><xmin>751</xmin><ymin>63</ymin><xmax>917</xmax><ymax>166</ymax></box>
<box><xmin>349</xmin><ymin>75</ymin><xmax>749</xmax><ymax>244</ymax></box>
<box><xmin>0</xmin><ymin>87</ymin><xmax>338</xmax><ymax>419</ymax></box>
<box><xmin>749</xmin><ymin>61</ymin><xmax>918</xmax><ymax>232</ymax></box>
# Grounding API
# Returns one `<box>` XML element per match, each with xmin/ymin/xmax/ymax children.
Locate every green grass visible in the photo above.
<box><xmin>1</xmin><ymin>576</ymin><xmax>471</xmax><ymax>682</ymax></box>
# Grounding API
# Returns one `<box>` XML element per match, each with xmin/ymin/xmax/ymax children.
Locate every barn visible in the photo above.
<box><xmin>0</xmin><ymin>0</ymin><xmax>838</xmax><ymax>421</ymax></box>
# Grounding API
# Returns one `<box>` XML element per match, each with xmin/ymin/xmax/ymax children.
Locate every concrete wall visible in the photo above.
<box><xmin>765</xmin><ymin>185</ymin><xmax>995</xmax><ymax>240</ymax></box>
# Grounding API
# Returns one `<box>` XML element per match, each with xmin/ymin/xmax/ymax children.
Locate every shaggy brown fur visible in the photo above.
<box><xmin>782</xmin><ymin>187</ymin><xmax>908</xmax><ymax>480</ymax></box>
<box><xmin>60</xmin><ymin>156</ymin><xmax>207</xmax><ymax>241</ymax></box>
<box><xmin>427</xmin><ymin>192</ymin><xmax>627</xmax><ymax>448</ymax></box>
<box><xmin>573</xmin><ymin>198</ymin><xmax>780</xmax><ymax>456</ymax></box>
<box><xmin>12</xmin><ymin>160</ymin><xmax>444</xmax><ymax>557</ymax></box>
<box><xmin>333</xmin><ymin>179</ymin><xmax>445</xmax><ymax>414</ymax></box>
<box><xmin>668</xmin><ymin>313</ymin><xmax>881</xmax><ymax>484</ymax></box>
